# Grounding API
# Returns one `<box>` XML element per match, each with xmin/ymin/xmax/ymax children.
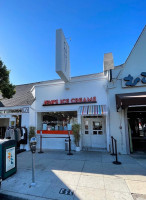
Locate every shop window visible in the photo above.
<box><xmin>41</xmin><ymin>111</ymin><xmax>77</xmax><ymax>131</ymax></box>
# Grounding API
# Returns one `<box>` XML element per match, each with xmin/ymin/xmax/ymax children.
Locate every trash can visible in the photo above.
<box><xmin>0</xmin><ymin>139</ymin><xmax>17</xmax><ymax>180</ymax></box>
<box><xmin>65</xmin><ymin>139</ymin><xmax>69</xmax><ymax>151</ymax></box>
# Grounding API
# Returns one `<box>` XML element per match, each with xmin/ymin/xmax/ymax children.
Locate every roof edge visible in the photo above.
<box><xmin>125</xmin><ymin>25</ymin><xmax>146</xmax><ymax>65</ymax></box>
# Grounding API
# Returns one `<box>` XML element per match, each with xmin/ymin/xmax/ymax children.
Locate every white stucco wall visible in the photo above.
<box><xmin>21</xmin><ymin>113</ymin><xmax>29</xmax><ymax>128</ymax></box>
<box><xmin>34</xmin><ymin>75</ymin><xmax>108</xmax><ymax>112</ymax></box>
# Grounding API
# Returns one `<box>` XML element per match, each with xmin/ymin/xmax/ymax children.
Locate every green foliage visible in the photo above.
<box><xmin>72</xmin><ymin>124</ymin><xmax>81</xmax><ymax>147</ymax></box>
<box><xmin>29</xmin><ymin>126</ymin><xmax>36</xmax><ymax>142</ymax></box>
<box><xmin>0</xmin><ymin>59</ymin><xmax>16</xmax><ymax>99</ymax></box>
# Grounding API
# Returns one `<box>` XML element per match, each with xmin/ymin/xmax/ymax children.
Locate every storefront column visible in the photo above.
<box><xmin>124</xmin><ymin>108</ymin><xmax>130</xmax><ymax>154</ymax></box>
<box><xmin>118</xmin><ymin>109</ymin><xmax>127</xmax><ymax>154</ymax></box>
<box><xmin>106</xmin><ymin>108</ymin><xmax>110</xmax><ymax>152</ymax></box>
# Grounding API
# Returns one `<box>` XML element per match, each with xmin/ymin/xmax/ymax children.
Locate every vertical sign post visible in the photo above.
<box><xmin>67</xmin><ymin>124</ymin><xmax>73</xmax><ymax>155</ymax></box>
<box><xmin>38</xmin><ymin>131</ymin><xmax>44</xmax><ymax>153</ymax></box>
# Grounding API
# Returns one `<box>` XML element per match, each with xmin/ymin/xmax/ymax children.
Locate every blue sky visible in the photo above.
<box><xmin>0</xmin><ymin>0</ymin><xmax>146</xmax><ymax>85</ymax></box>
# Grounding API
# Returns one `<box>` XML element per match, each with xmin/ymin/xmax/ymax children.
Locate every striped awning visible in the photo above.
<box><xmin>78</xmin><ymin>105</ymin><xmax>106</xmax><ymax>115</ymax></box>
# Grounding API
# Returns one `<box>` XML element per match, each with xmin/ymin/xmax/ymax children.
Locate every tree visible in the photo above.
<box><xmin>0</xmin><ymin>59</ymin><xmax>16</xmax><ymax>99</ymax></box>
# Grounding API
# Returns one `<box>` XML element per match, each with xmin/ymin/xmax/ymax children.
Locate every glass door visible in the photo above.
<box><xmin>82</xmin><ymin>118</ymin><xmax>91</xmax><ymax>148</ymax></box>
<box><xmin>91</xmin><ymin>118</ymin><xmax>106</xmax><ymax>148</ymax></box>
<box><xmin>82</xmin><ymin>117</ymin><xmax>106</xmax><ymax>149</ymax></box>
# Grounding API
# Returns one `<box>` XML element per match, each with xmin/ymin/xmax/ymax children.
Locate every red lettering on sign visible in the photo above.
<box><xmin>93</xmin><ymin>96</ymin><xmax>96</xmax><ymax>101</ymax></box>
<box><xmin>75</xmin><ymin>98</ymin><xmax>78</xmax><ymax>103</ymax></box>
<box><xmin>83</xmin><ymin>98</ymin><xmax>87</xmax><ymax>102</ymax></box>
<box><xmin>44</xmin><ymin>100</ymin><xmax>51</xmax><ymax>105</ymax></box>
<box><xmin>87</xmin><ymin>97</ymin><xmax>93</xmax><ymax>102</ymax></box>
<box><xmin>71</xmin><ymin>98</ymin><xmax>76</xmax><ymax>103</ymax></box>
<box><xmin>56</xmin><ymin>100</ymin><xmax>59</xmax><ymax>104</ymax></box>
<box><xmin>43</xmin><ymin>97</ymin><xmax>96</xmax><ymax>106</ymax></box>
<box><xmin>78</xmin><ymin>98</ymin><xmax>82</xmax><ymax>102</ymax></box>
<box><xmin>60</xmin><ymin>99</ymin><xmax>69</xmax><ymax>104</ymax></box>
<box><xmin>66</xmin><ymin>99</ymin><xmax>69</xmax><ymax>103</ymax></box>
<box><xmin>44</xmin><ymin>100</ymin><xmax>48</xmax><ymax>105</ymax></box>
<box><xmin>63</xmin><ymin>99</ymin><xmax>67</xmax><ymax>104</ymax></box>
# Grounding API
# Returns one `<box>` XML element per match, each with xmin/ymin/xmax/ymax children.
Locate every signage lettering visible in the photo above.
<box><xmin>43</xmin><ymin>97</ymin><xmax>97</xmax><ymax>106</ymax></box>
<box><xmin>141</xmin><ymin>72</ymin><xmax>146</xmax><ymax>84</ymax></box>
<box><xmin>124</xmin><ymin>72</ymin><xmax>146</xmax><ymax>86</ymax></box>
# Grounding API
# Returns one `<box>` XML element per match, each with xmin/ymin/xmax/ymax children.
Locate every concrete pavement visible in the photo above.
<box><xmin>0</xmin><ymin>150</ymin><xmax>146</xmax><ymax>200</ymax></box>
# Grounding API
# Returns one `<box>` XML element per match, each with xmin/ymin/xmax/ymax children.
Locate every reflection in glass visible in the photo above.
<box><xmin>85</xmin><ymin>121</ymin><xmax>88</xmax><ymax>130</ymax></box>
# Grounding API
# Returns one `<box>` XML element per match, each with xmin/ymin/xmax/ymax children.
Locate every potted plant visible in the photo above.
<box><xmin>29</xmin><ymin>126</ymin><xmax>36</xmax><ymax>146</ymax></box>
<box><xmin>72</xmin><ymin>123</ymin><xmax>81</xmax><ymax>151</ymax></box>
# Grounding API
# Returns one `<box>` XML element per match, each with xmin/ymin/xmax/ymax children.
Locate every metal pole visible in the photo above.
<box><xmin>38</xmin><ymin>131</ymin><xmax>44</xmax><ymax>153</ymax></box>
<box><xmin>67</xmin><ymin>131</ymin><xmax>73</xmax><ymax>155</ymax></box>
<box><xmin>115</xmin><ymin>140</ymin><xmax>118</xmax><ymax>162</ymax></box>
<box><xmin>113</xmin><ymin>139</ymin><xmax>121</xmax><ymax>165</ymax></box>
<box><xmin>110</xmin><ymin>136</ymin><xmax>115</xmax><ymax>155</ymax></box>
<box><xmin>31</xmin><ymin>153</ymin><xmax>36</xmax><ymax>186</ymax></box>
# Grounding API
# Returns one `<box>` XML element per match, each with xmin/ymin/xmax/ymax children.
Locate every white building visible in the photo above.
<box><xmin>107</xmin><ymin>25</ymin><xmax>146</xmax><ymax>154</ymax></box>
<box><xmin>34</xmin><ymin>73</ymin><xmax>109</xmax><ymax>151</ymax></box>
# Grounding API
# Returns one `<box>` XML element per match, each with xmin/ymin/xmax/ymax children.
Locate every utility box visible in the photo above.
<box><xmin>0</xmin><ymin>139</ymin><xmax>17</xmax><ymax>180</ymax></box>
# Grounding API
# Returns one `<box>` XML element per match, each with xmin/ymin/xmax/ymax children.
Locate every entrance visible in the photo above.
<box><xmin>82</xmin><ymin>116</ymin><xmax>106</xmax><ymax>150</ymax></box>
<box><xmin>128</xmin><ymin>106</ymin><xmax>146</xmax><ymax>153</ymax></box>
<box><xmin>0</xmin><ymin>118</ymin><xmax>9</xmax><ymax>139</ymax></box>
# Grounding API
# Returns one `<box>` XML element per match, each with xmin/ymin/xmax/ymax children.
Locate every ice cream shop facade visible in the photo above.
<box><xmin>34</xmin><ymin>74</ymin><xmax>108</xmax><ymax>151</ymax></box>
<box><xmin>33</xmin><ymin>28</ymin><xmax>109</xmax><ymax>151</ymax></box>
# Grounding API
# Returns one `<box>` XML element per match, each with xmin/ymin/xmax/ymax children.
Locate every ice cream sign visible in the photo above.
<box><xmin>43</xmin><ymin>96</ymin><xmax>97</xmax><ymax>106</ymax></box>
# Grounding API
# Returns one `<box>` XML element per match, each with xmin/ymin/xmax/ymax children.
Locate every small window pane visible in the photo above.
<box><xmin>98</xmin><ymin>131</ymin><xmax>103</xmax><ymax>135</ymax></box>
<box><xmin>85</xmin><ymin>131</ymin><xmax>88</xmax><ymax>134</ymax></box>
<box><xmin>93</xmin><ymin>131</ymin><xmax>97</xmax><ymax>135</ymax></box>
<box><xmin>85</xmin><ymin>121</ymin><xmax>88</xmax><ymax>130</ymax></box>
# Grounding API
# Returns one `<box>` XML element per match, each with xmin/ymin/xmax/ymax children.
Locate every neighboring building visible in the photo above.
<box><xmin>0</xmin><ymin>81</ymin><xmax>49</xmax><ymax>150</ymax></box>
<box><xmin>107</xmin><ymin>25</ymin><xmax>146</xmax><ymax>154</ymax></box>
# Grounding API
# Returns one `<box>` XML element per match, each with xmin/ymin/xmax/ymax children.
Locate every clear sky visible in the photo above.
<box><xmin>0</xmin><ymin>0</ymin><xmax>146</xmax><ymax>85</ymax></box>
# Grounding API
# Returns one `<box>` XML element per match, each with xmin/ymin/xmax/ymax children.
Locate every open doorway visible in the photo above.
<box><xmin>128</xmin><ymin>106</ymin><xmax>146</xmax><ymax>153</ymax></box>
<box><xmin>0</xmin><ymin>118</ymin><xmax>9</xmax><ymax>138</ymax></box>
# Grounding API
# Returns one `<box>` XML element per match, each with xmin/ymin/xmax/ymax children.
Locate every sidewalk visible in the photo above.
<box><xmin>0</xmin><ymin>150</ymin><xmax>146</xmax><ymax>200</ymax></box>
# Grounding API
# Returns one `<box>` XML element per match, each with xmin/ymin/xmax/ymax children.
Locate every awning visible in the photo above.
<box><xmin>78</xmin><ymin>105</ymin><xmax>106</xmax><ymax>115</ymax></box>
<box><xmin>116</xmin><ymin>92</ymin><xmax>146</xmax><ymax>111</ymax></box>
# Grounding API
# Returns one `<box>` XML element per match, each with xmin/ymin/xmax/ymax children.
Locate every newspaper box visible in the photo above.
<box><xmin>0</xmin><ymin>139</ymin><xmax>17</xmax><ymax>180</ymax></box>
